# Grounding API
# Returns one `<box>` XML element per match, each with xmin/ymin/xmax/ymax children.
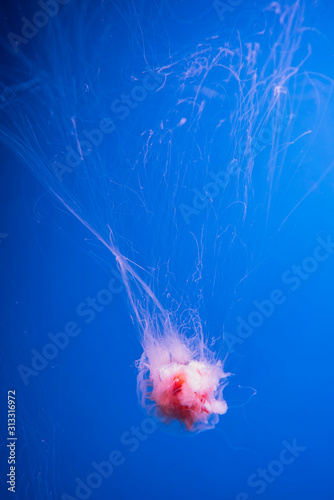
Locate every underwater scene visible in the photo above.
<box><xmin>0</xmin><ymin>1</ymin><xmax>334</xmax><ymax>499</ymax></box>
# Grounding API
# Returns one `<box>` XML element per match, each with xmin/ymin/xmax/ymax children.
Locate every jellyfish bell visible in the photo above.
<box><xmin>150</xmin><ymin>360</ymin><xmax>229</xmax><ymax>431</ymax></box>
<box><xmin>136</xmin><ymin>320</ymin><xmax>230</xmax><ymax>433</ymax></box>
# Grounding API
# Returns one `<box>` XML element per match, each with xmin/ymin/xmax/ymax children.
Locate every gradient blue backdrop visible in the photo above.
<box><xmin>1</xmin><ymin>1</ymin><xmax>334</xmax><ymax>499</ymax></box>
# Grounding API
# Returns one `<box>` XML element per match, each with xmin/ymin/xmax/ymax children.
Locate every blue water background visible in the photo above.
<box><xmin>1</xmin><ymin>1</ymin><xmax>334</xmax><ymax>499</ymax></box>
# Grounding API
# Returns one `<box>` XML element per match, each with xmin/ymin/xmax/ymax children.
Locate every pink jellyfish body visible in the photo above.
<box><xmin>137</xmin><ymin>324</ymin><xmax>230</xmax><ymax>432</ymax></box>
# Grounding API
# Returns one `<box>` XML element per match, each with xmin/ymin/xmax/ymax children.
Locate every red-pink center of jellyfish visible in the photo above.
<box><xmin>150</xmin><ymin>360</ymin><xmax>228</xmax><ymax>430</ymax></box>
<box><xmin>137</xmin><ymin>327</ymin><xmax>230</xmax><ymax>432</ymax></box>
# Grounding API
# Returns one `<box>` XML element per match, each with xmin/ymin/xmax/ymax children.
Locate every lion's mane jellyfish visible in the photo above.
<box><xmin>0</xmin><ymin>1</ymin><xmax>321</xmax><ymax>433</ymax></box>
<box><xmin>137</xmin><ymin>320</ymin><xmax>229</xmax><ymax>431</ymax></box>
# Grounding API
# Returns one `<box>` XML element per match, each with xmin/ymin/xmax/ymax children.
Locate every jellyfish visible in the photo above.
<box><xmin>0</xmin><ymin>0</ymin><xmax>321</xmax><ymax>432</ymax></box>
<box><xmin>136</xmin><ymin>314</ymin><xmax>229</xmax><ymax>431</ymax></box>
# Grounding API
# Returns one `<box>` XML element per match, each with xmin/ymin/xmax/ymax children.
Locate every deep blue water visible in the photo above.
<box><xmin>1</xmin><ymin>1</ymin><xmax>334</xmax><ymax>499</ymax></box>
